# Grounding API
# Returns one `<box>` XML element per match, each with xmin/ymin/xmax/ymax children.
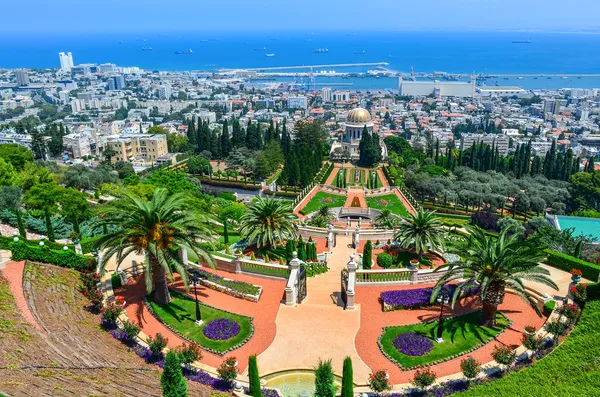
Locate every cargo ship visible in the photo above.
<box><xmin>315</xmin><ymin>48</ymin><xmax>329</xmax><ymax>53</ymax></box>
<box><xmin>175</xmin><ymin>49</ymin><xmax>193</xmax><ymax>54</ymax></box>
<box><xmin>265</xmin><ymin>53</ymin><xmax>275</xmax><ymax>57</ymax></box>
<box><xmin>142</xmin><ymin>46</ymin><xmax>153</xmax><ymax>51</ymax></box>
<box><xmin>512</xmin><ymin>39</ymin><xmax>532</xmax><ymax>44</ymax></box>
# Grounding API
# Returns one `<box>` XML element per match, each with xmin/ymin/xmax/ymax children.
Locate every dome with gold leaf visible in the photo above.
<box><xmin>346</xmin><ymin>108</ymin><xmax>371</xmax><ymax>124</ymax></box>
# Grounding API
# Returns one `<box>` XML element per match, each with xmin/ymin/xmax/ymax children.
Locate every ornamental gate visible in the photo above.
<box><xmin>340</xmin><ymin>268</ymin><xmax>349</xmax><ymax>309</ymax></box>
<box><xmin>296</xmin><ymin>265</ymin><xmax>307</xmax><ymax>304</ymax></box>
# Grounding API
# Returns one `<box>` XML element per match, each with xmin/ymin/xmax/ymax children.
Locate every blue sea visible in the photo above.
<box><xmin>2</xmin><ymin>31</ymin><xmax>600</xmax><ymax>90</ymax></box>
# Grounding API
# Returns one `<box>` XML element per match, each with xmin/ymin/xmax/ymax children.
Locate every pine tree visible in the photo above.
<box><xmin>544</xmin><ymin>140</ymin><xmax>557</xmax><ymax>179</ymax></box>
<box><xmin>248</xmin><ymin>355</ymin><xmax>262</xmax><ymax>397</ymax></box>
<box><xmin>363</xmin><ymin>240</ymin><xmax>373</xmax><ymax>269</ymax></box>
<box><xmin>274</xmin><ymin>121</ymin><xmax>281</xmax><ymax>142</ymax></box>
<box><xmin>447</xmin><ymin>146</ymin><xmax>454</xmax><ymax>171</ymax></box>
<box><xmin>161</xmin><ymin>350</ymin><xmax>188</xmax><ymax>397</ymax></box>
<box><xmin>341</xmin><ymin>357</ymin><xmax>353</xmax><ymax>397</ymax></box>
<box><xmin>187</xmin><ymin>119</ymin><xmax>197</xmax><ymax>147</ymax></box>
<box><xmin>16</xmin><ymin>209</ymin><xmax>26</xmax><ymax>237</ymax></box>
<box><xmin>285</xmin><ymin>239</ymin><xmax>294</xmax><ymax>263</ymax></box>
<box><xmin>434</xmin><ymin>139</ymin><xmax>440</xmax><ymax>165</ymax></box>
<box><xmin>231</xmin><ymin>119</ymin><xmax>244</xmax><ymax>148</ymax></box>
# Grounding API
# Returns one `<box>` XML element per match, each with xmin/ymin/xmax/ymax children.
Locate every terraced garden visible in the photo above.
<box><xmin>366</xmin><ymin>194</ymin><xmax>411</xmax><ymax>217</ymax></box>
<box><xmin>299</xmin><ymin>191</ymin><xmax>346</xmax><ymax>215</ymax></box>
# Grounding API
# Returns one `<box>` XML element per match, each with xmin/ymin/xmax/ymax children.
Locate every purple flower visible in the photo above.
<box><xmin>393</xmin><ymin>332</ymin><xmax>434</xmax><ymax>356</ymax></box>
<box><xmin>381</xmin><ymin>282</ymin><xmax>479</xmax><ymax>310</ymax></box>
<box><xmin>202</xmin><ymin>318</ymin><xmax>241</xmax><ymax>340</ymax></box>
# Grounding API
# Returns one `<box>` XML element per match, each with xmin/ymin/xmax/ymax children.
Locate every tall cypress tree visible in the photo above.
<box><xmin>341</xmin><ymin>357</ymin><xmax>353</xmax><ymax>397</ymax></box>
<box><xmin>363</xmin><ymin>240</ymin><xmax>373</xmax><ymax>269</ymax></box>
<box><xmin>220</xmin><ymin>119</ymin><xmax>230</xmax><ymax>158</ymax></box>
<box><xmin>447</xmin><ymin>147</ymin><xmax>454</xmax><ymax>170</ymax></box>
<box><xmin>231</xmin><ymin>118</ymin><xmax>244</xmax><ymax>148</ymax></box>
<box><xmin>248</xmin><ymin>355</ymin><xmax>262</xmax><ymax>397</ymax></box>
<box><xmin>187</xmin><ymin>119</ymin><xmax>197</xmax><ymax>148</ymax></box>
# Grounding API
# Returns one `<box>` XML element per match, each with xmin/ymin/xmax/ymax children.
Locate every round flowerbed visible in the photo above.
<box><xmin>379</xmin><ymin>199</ymin><xmax>389</xmax><ymax>206</ymax></box>
<box><xmin>393</xmin><ymin>332</ymin><xmax>434</xmax><ymax>356</ymax></box>
<box><xmin>202</xmin><ymin>318</ymin><xmax>241</xmax><ymax>340</ymax></box>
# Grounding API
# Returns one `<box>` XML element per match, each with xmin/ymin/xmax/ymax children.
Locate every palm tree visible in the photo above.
<box><xmin>95</xmin><ymin>189</ymin><xmax>216</xmax><ymax>305</ymax></box>
<box><xmin>239</xmin><ymin>195</ymin><xmax>297</xmax><ymax>248</ymax></box>
<box><xmin>393</xmin><ymin>209</ymin><xmax>445</xmax><ymax>259</ymax></box>
<box><xmin>374</xmin><ymin>209</ymin><xmax>398</xmax><ymax>229</ymax></box>
<box><xmin>432</xmin><ymin>225</ymin><xmax>558</xmax><ymax>327</ymax></box>
<box><xmin>309</xmin><ymin>205</ymin><xmax>335</xmax><ymax>228</ymax></box>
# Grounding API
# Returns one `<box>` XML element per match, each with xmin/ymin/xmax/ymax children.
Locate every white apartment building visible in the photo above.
<box><xmin>322</xmin><ymin>87</ymin><xmax>332</xmax><ymax>102</ymax></box>
<box><xmin>287</xmin><ymin>96</ymin><xmax>308</xmax><ymax>109</ymax></box>
<box><xmin>158</xmin><ymin>85</ymin><xmax>171</xmax><ymax>100</ymax></box>
<box><xmin>59</xmin><ymin>52</ymin><xmax>74</xmax><ymax>71</ymax></box>
<box><xmin>15</xmin><ymin>69</ymin><xmax>29</xmax><ymax>86</ymax></box>
<box><xmin>63</xmin><ymin>133</ymin><xmax>92</xmax><ymax>159</ymax></box>
<box><xmin>71</xmin><ymin>99</ymin><xmax>85</xmax><ymax>113</ymax></box>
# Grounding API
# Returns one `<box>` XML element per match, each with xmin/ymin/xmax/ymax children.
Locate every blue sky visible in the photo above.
<box><xmin>4</xmin><ymin>0</ymin><xmax>600</xmax><ymax>33</ymax></box>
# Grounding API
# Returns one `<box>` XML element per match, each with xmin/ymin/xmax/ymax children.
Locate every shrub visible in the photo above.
<box><xmin>314</xmin><ymin>359</ymin><xmax>336</xmax><ymax>397</ymax></box>
<box><xmin>560</xmin><ymin>303</ymin><xmax>581</xmax><ymax>323</ymax></box>
<box><xmin>146</xmin><ymin>333</ymin><xmax>168</xmax><ymax>357</ymax></box>
<box><xmin>470</xmin><ymin>211</ymin><xmax>500</xmax><ymax>232</ymax></box>
<box><xmin>570</xmin><ymin>284</ymin><xmax>587</xmax><ymax>305</ymax></box>
<box><xmin>546</xmin><ymin>319</ymin><xmax>568</xmax><ymax>337</ymax></box>
<box><xmin>377</xmin><ymin>253</ymin><xmax>393</xmax><ymax>269</ymax></box>
<box><xmin>412</xmin><ymin>367</ymin><xmax>437</xmax><ymax>389</ymax></box>
<box><xmin>368</xmin><ymin>369</ymin><xmax>391</xmax><ymax>393</ymax></box>
<box><xmin>122</xmin><ymin>320</ymin><xmax>141</xmax><ymax>340</ymax></box>
<box><xmin>460</xmin><ymin>357</ymin><xmax>481</xmax><ymax>380</ymax></box>
<box><xmin>161</xmin><ymin>350</ymin><xmax>188</xmax><ymax>397</ymax></box>
<box><xmin>111</xmin><ymin>273</ymin><xmax>122</xmax><ymax>290</ymax></box>
<box><xmin>341</xmin><ymin>357</ymin><xmax>353</xmax><ymax>397</ymax></box>
<box><xmin>9</xmin><ymin>241</ymin><xmax>94</xmax><ymax>271</ymax></box>
<box><xmin>217</xmin><ymin>356</ymin><xmax>239</xmax><ymax>385</ymax></box>
<box><xmin>543</xmin><ymin>300</ymin><xmax>556</xmax><ymax>316</ymax></box>
<box><xmin>522</xmin><ymin>334</ymin><xmax>544</xmax><ymax>351</ymax></box>
<box><xmin>176</xmin><ymin>342</ymin><xmax>202</xmax><ymax>364</ymax></box>
<box><xmin>248</xmin><ymin>355</ymin><xmax>262</xmax><ymax>397</ymax></box>
<box><xmin>491</xmin><ymin>345</ymin><xmax>516</xmax><ymax>368</ymax></box>
<box><xmin>101</xmin><ymin>298</ymin><xmax>124</xmax><ymax>324</ymax></box>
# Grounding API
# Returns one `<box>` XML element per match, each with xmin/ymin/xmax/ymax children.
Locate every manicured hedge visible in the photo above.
<box><xmin>544</xmin><ymin>249</ymin><xmax>600</xmax><ymax>282</ymax></box>
<box><xmin>9</xmin><ymin>241</ymin><xmax>94</xmax><ymax>271</ymax></box>
<box><xmin>0</xmin><ymin>235</ymin><xmax>101</xmax><ymax>254</ymax></box>
<box><xmin>460</xmin><ymin>299</ymin><xmax>600</xmax><ymax>396</ymax></box>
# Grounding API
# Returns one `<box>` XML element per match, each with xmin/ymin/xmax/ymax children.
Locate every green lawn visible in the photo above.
<box><xmin>300</xmin><ymin>191</ymin><xmax>346</xmax><ymax>215</ymax></box>
<box><xmin>366</xmin><ymin>194</ymin><xmax>410</xmax><ymax>217</ymax></box>
<box><xmin>147</xmin><ymin>291</ymin><xmax>253</xmax><ymax>353</ymax></box>
<box><xmin>379</xmin><ymin>311</ymin><xmax>509</xmax><ymax>369</ymax></box>
<box><xmin>462</xmin><ymin>299</ymin><xmax>600</xmax><ymax>396</ymax></box>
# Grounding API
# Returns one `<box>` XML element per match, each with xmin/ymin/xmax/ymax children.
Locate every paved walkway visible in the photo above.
<box><xmin>1</xmin><ymin>260</ymin><xmax>42</xmax><ymax>331</ymax></box>
<box><xmin>257</xmin><ymin>235</ymin><xmax>372</xmax><ymax>379</ymax></box>
<box><xmin>117</xmin><ymin>269</ymin><xmax>286</xmax><ymax>373</ymax></box>
<box><xmin>376</xmin><ymin>168</ymin><xmax>389</xmax><ymax>188</ymax></box>
<box><xmin>392</xmin><ymin>188</ymin><xmax>417</xmax><ymax>216</ymax></box>
<box><xmin>344</xmin><ymin>188</ymin><xmax>367</xmax><ymax>209</ymax></box>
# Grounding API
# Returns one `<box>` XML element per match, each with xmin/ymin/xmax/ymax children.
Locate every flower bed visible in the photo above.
<box><xmin>380</xmin><ymin>282</ymin><xmax>479</xmax><ymax>312</ymax></box>
<box><xmin>144</xmin><ymin>290</ymin><xmax>254</xmax><ymax>355</ymax></box>
<box><xmin>378</xmin><ymin>311</ymin><xmax>511</xmax><ymax>370</ymax></box>
<box><xmin>393</xmin><ymin>332</ymin><xmax>434</xmax><ymax>356</ymax></box>
<box><xmin>192</xmin><ymin>269</ymin><xmax>262</xmax><ymax>302</ymax></box>
<box><xmin>202</xmin><ymin>318</ymin><xmax>241</xmax><ymax>340</ymax></box>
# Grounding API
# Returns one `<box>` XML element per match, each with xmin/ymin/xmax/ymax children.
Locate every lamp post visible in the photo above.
<box><xmin>435</xmin><ymin>289</ymin><xmax>449</xmax><ymax>343</ymax></box>
<box><xmin>190</xmin><ymin>273</ymin><xmax>203</xmax><ymax>325</ymax></box>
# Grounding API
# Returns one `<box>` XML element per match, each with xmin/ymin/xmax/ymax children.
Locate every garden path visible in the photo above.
<box><xmin>376</xmin><ymin>168</ymin><xmax>389</xmax><ymax>188</ymax></box>
<box><xmin>257</xmin><ymin>234</ymin><xmax>372</xmax><ymax>380</ymax></box>
<box><xmin>324</xmin><ymin>166</ymin><xmax>342</xmax><ymax>185</ymax></box>
<box><xmin>392</xmin><ymin>188</ymin><xmax>417</xmax><ymax>216</ymax></box>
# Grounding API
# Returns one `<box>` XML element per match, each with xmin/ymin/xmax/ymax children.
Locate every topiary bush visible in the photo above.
<box><xmin>9</xmin><ymin>241</ymin><xmax>94</xmax><ymax>271</ymax></box>
<box><xmin>377</xmin><ymin>253</ymin><xmax>393</xmax><ymax>269</ymax></box>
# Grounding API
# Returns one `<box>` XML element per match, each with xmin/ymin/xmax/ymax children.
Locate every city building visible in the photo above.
<box><xmin>322</xmin><ymin>87</ymin><xmax>332</xmax><ymax>102</ymax></box>
<box><xmin>107</xmin><ymin>75</ymin><xmax>125</xmax><ymax>91</ymax></box>
<box><xmin>106</xmin><ymin>134</ymin><xmax>168</xmax><ymax>163</ymax></box>
<box><xmin>329</xmin><ymin>107</ymin><xmax>387</xmax><ymax>160</ymax></box>
<box><xmin>63</xmin><ymin>133</ymin><xmax>92</xmax><ymax>159</ymax></box>
<box><xmin>99</xmin><ymin>63</ymin><xmax>117</xmax><ymax>73</ymax></box>
<box><xmin>287</xmin><ymin>96</ymin><xmax>308</xmax><ymax>109</ymax></box>
<box><xmin>58</xmin><ymin>52</ymin><xmax>74</xmax><ymax>71</ymax></box>
<box><xmin>332</xmin><ymin>90</ymin><xmax>350</xmax><ymax>102</ymax></box>
<box><xmin>459</xmin><ymin>133</ymin><xmax>510</xmax><ymax>156</ymax></box>
<box><xmin>158</xmin><ymin>85</ymin><xmax>172</xmax><ymax>100</ymax></box>
<box><xmin>71</xmin><ymin>99</ymin><xmax>85</xmax><ymax>114</ymax></box>
<box><xmin>476</xmin><ymin>86</ymin><xmax>526</xmax><ymax>97</ymax></box>
<box><xmin>15</xmin><ymin>69</ymin><xmax>29</xmax><ymax>86</ymax></box>
<box><xmin>398</xmin><ymin>77</ymin><xmax>476</xmax><ymax>98</ymax></box>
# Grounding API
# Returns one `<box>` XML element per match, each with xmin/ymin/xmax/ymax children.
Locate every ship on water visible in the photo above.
<box><xmin>265</xmin><ymin>53</ymin><xmax>275</xmax><ymax>57</ymax></box>
<box><xmin>512</xmin><ymin>39</ymin><xmax>532</xmax><ymax>44</ymax></box>
<box><xmin>315</xmin><ymin>48</ymin><xmax>329</xmax><ymax>53</ymax></box>
<box><xmin>354</xmin><ymin>50</ymin><xmax>367</xmax><ymax>54</ymax></box>
<box><xmin>175</xmin><ymin>49</ymin><xmax>193</xmax><ymax>55</ymax></box>
<box><xmin>119</xmin><ymin>40</ymin><xmax>128</xmax><ymax>44</ymax></box>
<box><xmin>142</xmin><ymin>46</ymin><xmax>153</xmax><ymax>51</ymax></box>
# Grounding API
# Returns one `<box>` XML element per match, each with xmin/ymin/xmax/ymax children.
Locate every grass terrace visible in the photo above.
<box><xmin>300</xmin><ymin>191</ymin><xmax>346</xmax><ymax>215</ymax></box>
<box><xmin>147</xmin><ymin>290</ymin><xmax>253</xmax><ymax>353</ymax></box>
<box><xmin>366</xmin><ymin>194</ymin><xmax>410</xmax><ymax>217</ymax></box>
<box><xmin>379</xmin><ymin>311</ymin><xmax>509</xmax><ymax>368</ymax></box>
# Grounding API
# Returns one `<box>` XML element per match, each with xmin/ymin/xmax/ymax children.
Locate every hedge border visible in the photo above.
<box><xmin>544</xmin><ymin>249</ymin><xmax>600</xmax><ymax>282</ymax></box>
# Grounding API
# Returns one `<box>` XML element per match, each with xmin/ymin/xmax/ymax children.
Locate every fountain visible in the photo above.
<box><xmin>264</xmin><ymin>370</ymin><xmax>341</xmax><ymax>397</ymax></box>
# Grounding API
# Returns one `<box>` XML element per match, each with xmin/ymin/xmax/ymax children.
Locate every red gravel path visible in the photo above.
<box><xmin>376</xmin><ymin>169</ymin><xmax>389</xmax><ymax>188</ymax></box>
<box><xmin>392</xmin><ymin>188</ymin><xmax>417</xmax><ymax>216</ymax></box>
<box><xmin>117</xmin><ymin>268</ymin><xmax>285</xmax><ymax>372</ymax></box>
<box><xmin>1</xmin><ymin>261</ymin><xmax>42</xmax><ymax>331</ymax></box>
<box><xmin>354</xmin><ymin>283</ymin><xmax>545</xmax><ymax>384</ymax></box>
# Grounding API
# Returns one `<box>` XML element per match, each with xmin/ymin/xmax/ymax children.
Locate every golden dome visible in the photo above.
<box><xmin>346</xmin><ymin>108</ymin><xmax>371</xmax><ymax>123</ymax></box>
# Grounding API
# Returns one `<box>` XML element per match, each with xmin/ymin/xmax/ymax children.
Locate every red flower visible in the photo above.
<box><xmin>570</xmin><ymin>268</ymin><xmax>582</xmax><ymax>277</ymax></box>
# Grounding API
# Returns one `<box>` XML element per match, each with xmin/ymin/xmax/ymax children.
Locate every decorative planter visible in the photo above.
<box><xmin>571</xmin><ymin>275</ymin><xmax>581</xmax><ymax>284</ymax></box>
<box><xmin>524</xmin><ymin>328</ymin><xmax>536</xmax><ymax>337</ymax></box>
